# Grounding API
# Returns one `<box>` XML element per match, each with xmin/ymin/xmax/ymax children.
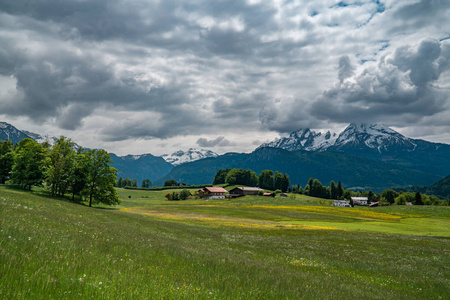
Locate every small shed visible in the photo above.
<box><xmin>263</xmin><ymin>192</ymin><xmax>275</xmax><ymax>197</ymax></box>
<box><xmin>333</xmin><ymin>200</ymin><xmax>351</xmax><ymax>207</ymax></box>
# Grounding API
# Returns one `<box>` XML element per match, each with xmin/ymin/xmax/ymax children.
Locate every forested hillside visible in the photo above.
<box><xmin>156</xmin><ymin>147</ymin><xmax>441</xmax><ymax>191</ymax></box>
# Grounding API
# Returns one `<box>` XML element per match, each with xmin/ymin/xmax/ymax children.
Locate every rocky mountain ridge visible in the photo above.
<box><xmin>260</xmin><ymin>123</ymin><xmax>423</xmax><ymax>153</ymax></box>
<box><xmin>161</xmin><ymin>148</ymin><xmax>219</xmax><ymax>166</ymax></box>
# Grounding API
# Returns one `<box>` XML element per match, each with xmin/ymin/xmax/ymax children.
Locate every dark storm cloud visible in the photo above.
<box><xmin>1</xmin><ymin>0</ymin><xmax>450</xmax><ymax>149</ymax></box>
<box><xmin>259</xmin><ymin>97</ymin><xmax>324</xmax><ymax>132</ymax></box>
<box><xmin>338</xmin><ymin>55</ymin><xmax>355</xmax><ymax>82</ymax></box>
<box><xmin>0</xmin><ymin>0</ymin><xmax>288</xmax><ymax>140</ymax></box>
<box><xmin>196</xmin><ymin>136</ymin><xmax>233</xmax><ymax>148</ymax></box>
<box><xmin>0</xmin><ymin>0</ymin><xmax>183</xmax><ymax>42</ymax></box>
<box><xmin>311</xmin><ymin>40</ymin><xmax>450</xmax><ymax>125</ymax></box>
<box><xmin>391</xmin><ymin>0</ymin><xmax>450</xmax><ymax>33</ymax></box>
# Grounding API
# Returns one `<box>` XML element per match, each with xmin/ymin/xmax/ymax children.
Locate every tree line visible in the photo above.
<box><xmin>213</xmin><ymin>169</ymin><xmax>291</xmax><ymax>192</ymax></box>
<box><xmin>294</xmin><ymin>178</ymin><xmax>449</xmax><ymax>206</ymax></box>
<box><xmin>116</xmin><ymin>177</ymin><xmax>152</xmax><ymax>188</ymax></box>
<box><xmin>211</xmin><ymin>168</ymin><xmax>449</xmax><ymax>206</ymax></box>
<box><xmin>0</xmin><ymin>137</ymin><xmax>119</xmax><ymax>207</ymax></box>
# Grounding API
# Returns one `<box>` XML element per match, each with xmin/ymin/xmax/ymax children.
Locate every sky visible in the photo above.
<box><xmin>1</xmin><ymin>0</ymin><xmax>449</xmax><ymax>156</ymax></box>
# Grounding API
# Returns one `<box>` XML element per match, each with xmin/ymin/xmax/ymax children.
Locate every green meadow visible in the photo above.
<box><xmin>1</xmin><ymin>186</ymin><xmax>449</xmax><ymax>299</ymax></box>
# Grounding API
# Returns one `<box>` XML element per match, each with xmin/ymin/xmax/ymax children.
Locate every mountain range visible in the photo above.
<box><xmin>259</xmin><ymin>123</ymin><xmax>450</xmax><ymax>177</ymax></box>
<box><xmin>1</xmin><ymin>121</ymin><xmax>450</xmax><ymax>192</ymax></box>
<box><xmin>157</xmin><ymin>123</ymin><xmax>450</xmax><ymax>191</ymax></box>
<box><xmin>0</xmin><ymin>122</ymin><xmax>216</xmax><ymax>184</ymax></box>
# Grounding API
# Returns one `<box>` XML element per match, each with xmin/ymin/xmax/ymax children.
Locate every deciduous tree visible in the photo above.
<box><xmin>225</xmin><ymin>169</ymin><xmax>258</xmax><ymax>186</ymax></box>
<box><xmin>84</xmin><ymin>149</ymin><xmax>119</xmax><ymax>207</ymax></box>
<box><xmin>141</xmin><ymin>179</ymin><xmax>152</xmax><ymax>188</ymax></box>
<box><xmin>213</xmin><ymin>169</ymin><xmax>231</xmax><ymax>185</ymax></box>
<box><xmin>68</xmin><ymin>148</ymin><xmax>89</xmax><ymax>202</ymax></box>
<box><xmin>381</xmin><ymin>189</ymin><xmax>398</xmax><ymax>204</ymax></box>
<box><xmin>11</xmin><ymin>138</ymin><xmax>47</xmax><ymax>190</ymax></box>
<box><xmin>164</xmin><ymin>179</ymin><xmax>178</xmax><ymax>186</ymax></box>
<box><xmin>46</xmin><ymin>136</ymin><xmax>75</xmax><ymax>197</ymax></box>
<box><xmin>0</xmin><ymin>140</ymin><xmax>14</xmax><ymax>184</ymax></box>
<box><xmin>258</xmin><ymin>170</ymin><xmax>274</xmax><ymax>190</ymax></box>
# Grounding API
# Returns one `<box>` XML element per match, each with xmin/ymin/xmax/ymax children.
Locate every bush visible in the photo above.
<box><xmin>179</xmin><ymin>189</ymin><xmax>191</xmax><ymax>200</ymax></box>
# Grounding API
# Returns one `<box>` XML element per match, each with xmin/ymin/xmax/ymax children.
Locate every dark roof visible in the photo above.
<box><xmin>231</xmin><ymin>187</ymin><xmax>263</xmax><ymax>192</ymax></box>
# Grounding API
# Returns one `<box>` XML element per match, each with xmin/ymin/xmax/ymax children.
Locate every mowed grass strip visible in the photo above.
<box><xmin>1</xmin><ymin>186</ymin><xmax>449</xmax><ymax>299</ymax></box>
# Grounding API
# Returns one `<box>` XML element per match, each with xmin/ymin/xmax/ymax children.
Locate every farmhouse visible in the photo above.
<box><xmin>333</xmin><ymin>200</ymin><xmax>351</xmax><ymax>207</ymax></box>
<box><xmin>229</xmin><ymin>187</ymin><xmax>263</xmax><ymax>196</ymax></box>
<box><xmin>351</xmin><ymin>197</ymin><xmax>369</xmax><ymax>206</ymax></box>
<box><xmin>198</xmin><ymin>187</ymin><xmax>228</xmax><ymax>199</ymax></box>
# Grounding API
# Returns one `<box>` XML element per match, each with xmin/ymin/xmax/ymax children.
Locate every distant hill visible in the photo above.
<box><xmin>109</xmin><ymin>153</ymin><xmax>173</xmax><ymax>185</ymax></box>
<box><xmin>427</xmin><ymin>175</ymin><xmax>450</xmax><ymax>199</ymax></box>
<box><xmin>395</xmin><ymin>175</ymin><xmax>450</xmax><ymax>199</ymax></box>
<box><xmin>155</xmin><ymin>147</ymin><xmax>441</xmax><ymax>191</ymax></box>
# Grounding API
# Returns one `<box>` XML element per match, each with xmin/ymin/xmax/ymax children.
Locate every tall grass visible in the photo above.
<box><xmin>1</xmin><ymin>186</ymin><xmax>449</xmax><ymax>299</ymax></box>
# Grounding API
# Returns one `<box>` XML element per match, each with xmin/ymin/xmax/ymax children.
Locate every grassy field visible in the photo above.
<box><xmin>1</xmin><ymin>186</ymin><xmax>449</xmax><ymax>299</ymax></box>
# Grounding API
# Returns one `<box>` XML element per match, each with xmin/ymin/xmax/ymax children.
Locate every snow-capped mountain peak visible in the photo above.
<box><xmin>161</xmin><ymin>148</ymin><xmax>218</xmax><ymax>165</ymax></box>
<box><xmin>259</xmin><ymin>123</ymin><xmax>420</xmax><ymax>153</ymax></box>
<box><xmin>0</xmin><ymin>121</ymin><xmax>80</xmax><ymax>148</ymax></box>
<box><xmin>22</xmin><ymin>130</ymin><xmax>59</xmax><ymax>145</ymax></box>
<box><xmin>333</xmin><ymin>123</ymin><xmax>416</xmax><ymax>152</ymax></box>
<box><xmin>0</xmin><ymin>122</ymin><xmax>36</xmax><ymax>144</ymax></box>
<box><xmin>259</xmin><ymin>128</ymin><xmax>338</xmax><ymax>152</ymax></box>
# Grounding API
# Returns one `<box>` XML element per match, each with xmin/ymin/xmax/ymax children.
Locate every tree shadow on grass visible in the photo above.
<box><xmin>2</xmin><ymin>184</ymin><xmax>119</xmax><ymax>210</ymax></box>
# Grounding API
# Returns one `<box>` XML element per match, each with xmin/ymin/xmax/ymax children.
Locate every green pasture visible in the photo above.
<box><xmin>1</xmin><ymin>186</ymin><xmax>449</xmax><ymax>299</ymax></box>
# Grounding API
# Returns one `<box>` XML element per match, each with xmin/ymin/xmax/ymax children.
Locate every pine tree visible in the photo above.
<box><xmin>368</xmin><ymin>190</ymin><xmax>374</xmax><ymax>204</ymax></box>
<box><xmin>415</xmin><ymin>191</ymin><xmax>424</xmax><ymax>205</ymax></box>
<box><xmin>337</xmin><ymin>181</ymin><xmax>344</xmax><ymax>199</ymax></box>
<box><xmin>330</xmin><ymin>181</ymin><xmax>337</xmax><ymax>199</ymax></box>
<box><xmin>281</xmin><ymin>173</ymin><xmax>290</xmax><ymax>193</ymax></box>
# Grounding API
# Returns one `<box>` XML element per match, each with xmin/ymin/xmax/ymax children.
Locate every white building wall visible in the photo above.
<box><xmin>207</xmin><ymin>195</ymin><xmax>225</xmax><ymax>199</ymax></box>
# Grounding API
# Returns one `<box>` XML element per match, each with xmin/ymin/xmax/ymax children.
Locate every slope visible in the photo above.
<box><xmin>110</xmin><ymin>153</ymin><xmax>173</xmax><ymax>185</ymax></box>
